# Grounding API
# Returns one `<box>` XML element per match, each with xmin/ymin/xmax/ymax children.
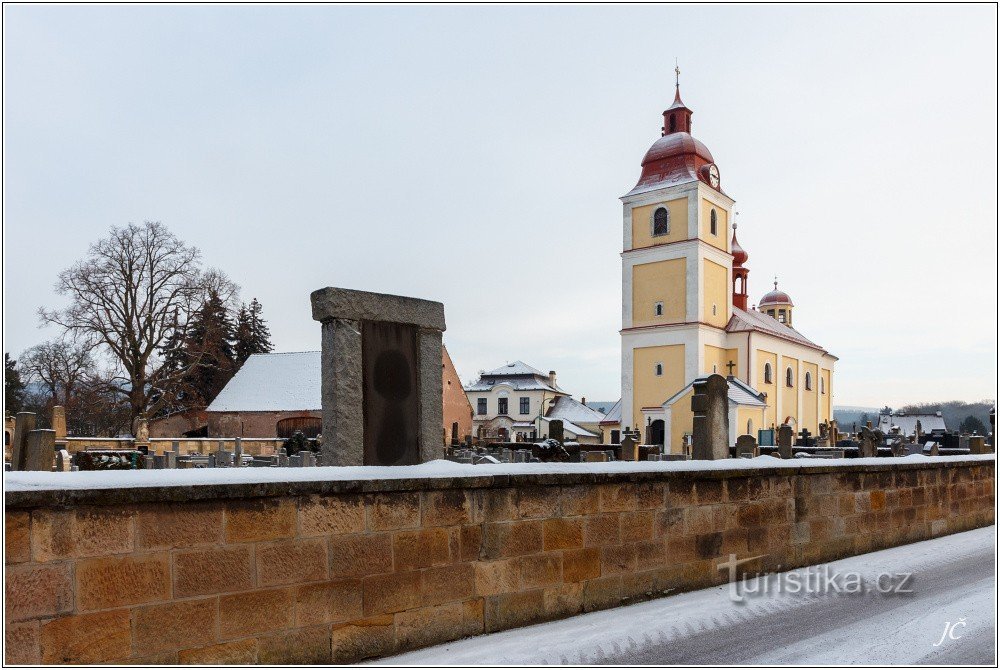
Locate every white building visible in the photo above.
<box><xmin>464</xmin><ymin>361</ymin><xmax>568</xmax><ymax>441</ymax></box>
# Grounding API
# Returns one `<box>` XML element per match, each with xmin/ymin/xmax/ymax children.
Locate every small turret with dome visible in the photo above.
<box><xmin>731</xmin><ymin>219</ymin><xmax>749</xmax><ymax>310</ymax></box>
<box><xmin>759</xmin><ymin>278</ymin><xmax>794</xmax><ymax>326</ymax></box>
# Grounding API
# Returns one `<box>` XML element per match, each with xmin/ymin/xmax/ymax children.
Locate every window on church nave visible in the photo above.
<box><xmin>653</xmin><ymin>207</ymin><xmax>670</xmax><ymax>236</ymax></box>
<box><xmin>820</xmin><ymin>377</ymin><xmax>825</xmax><ymax>394</ymax></box>
<box><xmin>654</xmin><ymin>363</ymin><xmax>663</xmax><ymax>376</ymax></box>
<box><xmin>764</xmin><ymin>362</ymin><xmax>773</xmax><ymax>384</ymax></box>
<box><xmin>805</xmin><ymin>371</ymin><xmax>813</xmax><ymax>391</ymax></box>
<box><xmin>654</xmin><ymin>302</ymin><xmax>663</xmax><ymax>316</ymax></box>
<box><xmin>710</xmin><ymin>209</ymin><xmax>718</xmax><ymax>235</ymax></box>
<box><xmin>786</xmin><ymin>367</ymin><xmax>794</xmax><ymax>387</ymax></box>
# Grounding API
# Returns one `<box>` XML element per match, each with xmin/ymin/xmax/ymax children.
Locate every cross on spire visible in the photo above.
<box><xmin>675</xmin><ymin>58</ymin><xmax>680</xmax><ymax>88</ymax></box>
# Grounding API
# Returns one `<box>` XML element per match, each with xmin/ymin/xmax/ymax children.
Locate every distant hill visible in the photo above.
<box><xmin>585</xmin><ymin>401</ymin><xmax>618</xmax><ymax>415</ymax></box>
<box><xmin>833</xmin><ymin>406</ymin><xmax>880</xmax><ymax>430</ymax></box>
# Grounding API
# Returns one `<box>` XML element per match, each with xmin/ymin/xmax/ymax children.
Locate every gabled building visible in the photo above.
<box><xmin>544</xmin><ymin>395</ymin><xmax>606</xmax><ymax>444</ymax></box>
<box><xmin>464</xmin><ymin>361</ymin><xmax>567</xmax><ymax>441</ymax></box>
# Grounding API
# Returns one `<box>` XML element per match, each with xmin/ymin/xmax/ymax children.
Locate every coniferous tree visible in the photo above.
<box><xmin>5</xmin><ymin>353</ymin><xmax>26</xmax><ymax>415</ymax></box>
<box><xmin>183</xmin><ymin>290</ymin><xmax>237</xmax><ymax>405</ymax></box>
<box><xmin>235</xmin><ymin>298</ymin><xmax>274</xmax><ymax>366</ymax></box>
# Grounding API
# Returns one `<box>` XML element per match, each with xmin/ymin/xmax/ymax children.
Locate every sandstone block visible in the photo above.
<box><xmin>40</xmin><ymin>609</ymin><xmax>132</xmax><ymax>664</ymax></box>
<box><xmin>582</xmin><ymin>575</ymin><xmax>622</xmax><ymax>612</ymax></box>
<box><xmin>460</xmin><ymin>524</ymin><xmax>483</xmax><ymax>561</ymax></box>
<box><xmin>543</xmin><ymin>517</ymin><xmax>583</xmax><ymax>551</ymax></box>
<box><xmin>368</xmin><ymin>492</ymin><xmax>421</xmax><ymax>531</ymax></box>
<box><xmin>422</xmin><ymin>563</ymin><xmax>475</xmax><ymax>606</ymax></box>
<box><xmin>601</xmin><ymin>544</ymin><xmax>638</xmax><ymax>574</ymax></box>
<box><xmin>561</xmin><ymin>547</ymin><xmax>601</xmax><ymax>583</ymax></box>
<box><xmin>5</xmin><ymin>511</ymin><xmax>30</xmax><ymax>564</ymax></box>
<box><xmin>559</xmin><ymin>486</ymin><xmax>600</xmax><ymax>516</ymax></box>
<box><xmin>519</xmin><ymin>553</ymin><xmax>562</xmax><ymax>589</ymax></box>
<box><xmin>136</xmin><ymin>502</ymin><xmax>222</xmax><ymax>549</ymax></box>
<box><xmin>395</xmin><ymin>602</ymin><xmax>467</xmax><ymax>649</ymax></box>
<box><xmin>482</xmin><ymin>520</ymin><xmax>543</xmax><ymax>559</ymax></box>
<box><xmin>331</xmin><ymin>615</ymin><xmax>395</xmax><ymax>664</ymax></box>
<box><xmin>258</xmin><ymin>625</ymin><xmax>332</xmax><ymax>664</ymax></box>
<box><xmin>362</xmin><ymin>570</ymin><xmax>422</xmax><ymax>615</ymax></box>
<box><xmin>256</xmin><ymin>538</ymin><xmax>329</xmax><ymax>586</ymax></box>
<box><xmin>218</xmin><ymin>589</ymin><xmax>294</xmax><ymax>639</ymax></box>
<box><xmin>295</xmin><ymin>579</ymin><xmax>363</xmax><ymax>626</ymax></box>
<box><xmin>32</xmin><ymin>507</ymin><xmax>134</xmax><ymax>561</ymax></box>
<box><xmin>621</xmin><ymin>510</ymin><xmax>655</xmax><ymax>543</ymax></box>
<box><xmin>299</xmin><ymin>495</ymin><xmax>366</xmax><ymax>536</ymax></box>
<box><xmin>393</xmin><ymin>527</ymin><xmax>451</xmax><ymax>571</ymax></box>
<box><xmin>329</xmin><ymin>533</ymin><xmax>393</xmax><ymax>577</ymax></box>
<box><xmin>77</xmin><ymin>553</ymin><xmax>170</xmax><ymax>611</ymax></box>
<box><xmin>516</xmin><ymin>486</ymin><xmax>553</xmax><ymax>519</ymax></box>
<box><xmin>173</xmin><ymin>546</ymin><xmax>254</xmax><ymax>598</ymax></box>
<box><xmin>583</xmin><ymin>514</ymin><xmax>620</xmax><ymax>547</ymax></box>
<box><xmin>224</xmin><ymin>498</ymin><xmax>295</xmax><ymax>543</ymax></box>
<box><xmin>5</xmin><ymin>562</ymin><xmax>74</xmax><ymax>622</ymax></box>
<box><xmin>4</xmin><ymin>620</ymin><xmax>39</xmax><ymax>665</ymax></box>
<box><xmin>178</xmin><ymin>639</ymin><xmax>258</xmax><ymax>665</ymax></box>
<box><xmin>474</xmin><ymin>559</ymin><xmax>520</xmax><ymax>597</ymax></box>
<box><xmin>421</xmin><ymin>489</ymin><xmax>473</xmax><ymax>526</ymax></box>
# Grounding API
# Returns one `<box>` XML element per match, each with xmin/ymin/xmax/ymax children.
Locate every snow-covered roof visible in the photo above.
<box><xmin>547</xmin><ymin>396</ymin><xmax>605</xmax><ymax>425</ymax></box>
<box><xmin>539</xmin><ymin>416</ymin><xmax>599</xmax><ymax>439</ymax></box>
<box><xmin>465</xmin><ymin>360</ymin><xmax>566</xmax><ymax>393</ymax></box>
<box><xmin>599</xmin><ymin>399</ymin><xmax>622</xmax><ymax>425</ymax></box>
<box><xmin>483</xmin><ymin>360</ymin><xmax>547</xmax><ymax>377</ymax></box>
<box><xmin>662</xmin><ymin>375</ymin><xmax>767</xmax><ymax>409</ymax></box>
<box><xmin>206</xmin><ymin>351</ymin><xmax>320</xmax><ymax>412</ymax></box>
<box><xmin>726</xmin><ymin>306</ymin><xmax>833</xmax><ymax>356</ymax></box>
<box><xmin>876</xmin><ymin>413</ymin><xmax>947</xmax><ymax>435</ymax></box>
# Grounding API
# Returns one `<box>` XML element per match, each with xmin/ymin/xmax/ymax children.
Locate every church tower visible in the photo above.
<box><xmin>620</xmin><ymin>70</ymin><xmax>736</xmax><ymax>437</ymax></box>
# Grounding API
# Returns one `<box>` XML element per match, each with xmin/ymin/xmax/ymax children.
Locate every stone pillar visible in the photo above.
<box><xmin>691</xmin><ymin>374</ymin><xmax>729</xmax><ymax>460</ymax></box>
<box><xmin>11</xmin><ymin>412</ymin><xmax>37</xmax><ymax>471</ymax></box>
<box><xmin>311</xmin><ymin>287</ymin><xmax>446</xmax><ymax>466</ymax></box>
<box><xmin>24</xmin><ymin>429</ymin><xmax>56</xmax><ymax>471</ymax></box>
<box><xmin>51</xmin><ymin>405</ymin><xmax>67</xmax><ymax>447</ymax></box>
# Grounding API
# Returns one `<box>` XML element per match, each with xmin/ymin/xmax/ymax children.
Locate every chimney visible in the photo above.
<box><xmin>581</xmin><ymin>397</ymin><xmax>587</xmax><ymax>406</ymax></box>
<box><xmin>548</xmin><ymin>370</ymin><xmax>557</xmax><ymax>388</ymax></box>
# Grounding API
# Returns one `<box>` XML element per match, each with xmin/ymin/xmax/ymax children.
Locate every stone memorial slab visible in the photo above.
<box><xmin>735</xmin><ymin>434</ymin><xmax>759</xmax><ymax>459</ymax></box>
<box><xmin>312</xmin><ymin>286</ymin><xmax>445</xmax><ymax>467</ymax></box>
<box><xmin>10</xmin><ymin>412</ymin><xmax>36</xmax><ymax>471</ymax></box>
<box><xmin>23</xmin><ymin>429</ymin><xmax>55</xmax><ymax>471</ymax></box>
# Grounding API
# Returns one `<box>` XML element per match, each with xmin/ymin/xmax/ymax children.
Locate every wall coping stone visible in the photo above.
<box><xmin>4</xmin><ymin>455</ymin><xmax>993</xmax><ymax>509</ymax></box>
<box><xmin>310</xmin><ymin>286</ymin><xmax>446</xmax><ymax>330</ymax></box>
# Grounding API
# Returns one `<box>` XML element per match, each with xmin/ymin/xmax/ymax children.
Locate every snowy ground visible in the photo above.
<box><xmin>380</xmin><ymin>527</ymin><xmax>997</xmax><ymax>666</ymax></box>
<box><xmin>4</xmin><ymin>454</ymin><xmax>994</xmax><ymax>492</ymax></box>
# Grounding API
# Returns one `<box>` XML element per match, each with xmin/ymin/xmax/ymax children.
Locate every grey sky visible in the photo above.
<box><xmin>3</xmin><ymin>4</ymin><xmax>997</xmax><ymax>407</ymax></box>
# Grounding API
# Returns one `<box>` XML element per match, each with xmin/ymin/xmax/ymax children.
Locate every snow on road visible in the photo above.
<box><xmin>380</xmin><ymin>527</ymin><xmax>997</xmax><ymax>666</ymax></box>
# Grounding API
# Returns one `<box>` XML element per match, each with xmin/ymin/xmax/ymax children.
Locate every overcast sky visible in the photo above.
<box><xmin>3</xmin><ymin>4</ymin><xmax>997</xmax><ymax>408</ymax></box>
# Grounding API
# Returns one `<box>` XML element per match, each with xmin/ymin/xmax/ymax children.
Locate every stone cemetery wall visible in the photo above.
<box><xmin>5</xmin><ymin>457</ymin><xmax>994</xmax><ymax>664</ymax></box>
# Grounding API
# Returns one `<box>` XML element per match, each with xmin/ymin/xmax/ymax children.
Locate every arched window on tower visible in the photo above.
<box><xmin>653</xmin><ymin>207</ymin><xmax>669</xmax><ymax>236</ymax></box>
<box><xmin>786</xmin><ymin>367</ymin><xmax>794</xmax><ymax>388</ymax></box>
<box><xmin>669</xmin><ymin>115</ymin><xmax>676</xmax><ymax>133</ymax></box>
<box><xmin>820</xmin><ymin>376</ymin><xmax>825</xmax><ymax>394</ymax></box>
<box><xmin>710</xmin><ymin>209</ymin><xmax>718</xmax><ymax>236</ymax></box>
<box><xmin>654</xmin><ymin>302</ymin><xmax>663</xmax><ymax>317</ymax></box>
<box><xmin>763</xmin><ymin>362</ymin><xmax>772</xmax><ymax>384</ymax></box>
<box><xmin>805</xmin><ymin>371</ymin><xmax>813</xmax><ymax>391</ymax></box>
<box><xmin>654</xmin><ymin>363</ymin><xmax>663</xmax><ymax>377</ymax></box>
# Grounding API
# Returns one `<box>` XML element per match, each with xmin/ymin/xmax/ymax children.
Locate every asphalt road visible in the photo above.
<box><xmin>384</xmin><ymin>527</ymin><xmax>996</xmax><ymax>666</ymax></box>
<box><xmin>614</xmin><ymin>550</ymin><xmax>995</xmax><ymax>665</ymax></box>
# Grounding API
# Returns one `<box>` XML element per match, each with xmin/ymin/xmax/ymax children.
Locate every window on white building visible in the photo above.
<box><xmin>477</xmin><ymin>398</ymin><xmax>487</xmax><ymax>415</ymax></box>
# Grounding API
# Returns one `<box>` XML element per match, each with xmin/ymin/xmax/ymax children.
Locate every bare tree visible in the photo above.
<box><xmin>40</xmin><ymin>221</ymin><xmax>232</xmax><ymax>423</ymax></box>
<box><xmin>19</xmin><ymin>339</ymin><xmax>94</xmax><ymax>405</ymax></box>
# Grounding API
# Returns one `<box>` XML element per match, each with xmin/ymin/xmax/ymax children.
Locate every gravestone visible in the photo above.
<box><xmin>277</xmin><ymin>448</ymin><xmax>289</xmax><ymax>467</ymax></box>
<box><xmin>55</xmin><ymin>449</ymin><xmax>72</xmax><ymax>472</ymax></box>
<box><xmin>923</xmin><ymin>441</ymin><xmax>940</xmax><ymax>456</ymax></box>
<box><xmin>776</xmin><ymin>424</ymin><xmax>794</xmax><ymax>459</ymax></box>
<box><xmin>52</xmin><ymin>405</ymin><xmax>67</xmax><ymax>447</ymax></box>
<box><xmin>311</xmin><ymin>287</ymin><xmax>446</xmax><ymax>466</ymax></box>
<box><xmin>691</xmin><ymin>374</ymin><xmax>729</xmax><ymax>460</ymax></box>
<box><xmin>234</xmin><ymin>437</ymin><xmax>243</xmax><ymax>466</ymax></box>
<box><xmin>858</xmin><ymin>426</ymin><xmax>882</xmax><ymax>458</ymax></box>
<box><xmin>735</xmin><ymin>434</ymin><xmax>759</xmax><ymax>459</ymax></box>
<box><xmin>548</xmin><ymin>420</ymin><xmax>565</xmax><ymax>444</ymax></box>
<box><xmin>11</xmin><ymin>412</ymin><xmax>37</xmax><ymax>471</ymax></box>
<box><xmin>817</xmin><ymin>422</ymin><xmax>830</xmax><ymax>449</ymax></box>
<box><xmin>620</xmin><ymin>434</ymin><xmax>637</xmax><ymax>462</ymax></box>
<box><xmin>23</xmin><ymin>429</ymin><xmax>55</xmax><ymax>471</ymax></box>
<box><xmin>968</xmin><ymin>436</ymin><xmax>987</xmax><ymax>454</ymax></box>
<box><xmin>584</xmin><ymin>451</ymin><xmax>609</xmax><ymax>463</ymax></box>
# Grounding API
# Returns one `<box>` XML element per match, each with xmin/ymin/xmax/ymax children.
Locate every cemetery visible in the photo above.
<box><xmin>4</xmin><ymin>287</ymin><xmax>997</xmax><ymax>665</ymax></box>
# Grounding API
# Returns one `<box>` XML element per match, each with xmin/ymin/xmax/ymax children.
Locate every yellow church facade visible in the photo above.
<box><xmin>619</xmin><ymin>78</ymin><xmax>837</xmax><ymax>451</ymax></box>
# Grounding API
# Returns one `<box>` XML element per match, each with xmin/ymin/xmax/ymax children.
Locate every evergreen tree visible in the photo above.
<box><xmin>235</xmin><ymin>298</ymin><xmax>274</xmax><ymax>366</ymax></box>
<box><xmin>5</xmin><ymin>353</ymin><xmax>26</xmax><ymax>415</ymax></box>
<box><xmin>959</xmin><ymin>415</ymin><xmax>987</xmax><ymax>435</ymax></box>
<box><xmin>184</xmin><ymin>290</ymin><xmax>237</xmax><ymax>405</ymax></box>
<box><xmin>153</xmin><ymin>311</ymin><xmax>193</xmax><ymax>414</ymax></box>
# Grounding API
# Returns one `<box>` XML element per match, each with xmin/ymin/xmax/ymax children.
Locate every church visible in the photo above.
<box><xmin>619</xmin><ymin>71</ymin><xmax>837</xmax><ymax>450</ymax></box>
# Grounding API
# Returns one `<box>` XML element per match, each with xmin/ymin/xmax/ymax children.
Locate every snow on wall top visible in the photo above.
<box><xmin>4</xmin><ymin>455</ymin><xmax>994</xmax><ymax>495</ymax></box>
<box><xmin>206</xmin><ymin>351</ymin><xmax>321</xmax><ymax>413</ymax></box>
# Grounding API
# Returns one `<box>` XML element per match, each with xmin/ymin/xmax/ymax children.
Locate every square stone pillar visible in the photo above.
<box><xmin>691</xmin><ymin>374</ymin><xmax>729</xmax><ymax>460</ymax></box>
<box><xmin>311</xmin><ymin>287</ymin><xmax>446</xmax><ymax>466</ymax></box>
